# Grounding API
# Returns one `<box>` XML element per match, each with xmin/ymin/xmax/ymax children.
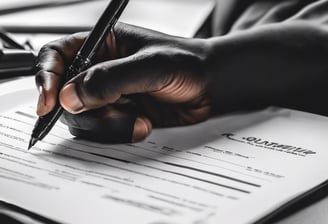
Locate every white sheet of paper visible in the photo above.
<box><xmin>0</xmin><ymin>77</ymin><xmax>327</xmax><ymax>224</ymax></box>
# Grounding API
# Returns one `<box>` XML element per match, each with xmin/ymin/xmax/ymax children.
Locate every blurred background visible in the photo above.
<box><xmin>0</xmin><ymin>0</ymin><xmax>215</xmax><ymax>79</ymax></box>
<box><xmin>0</xmin><ymin>0</ymin><xmax>215</xmax><ymax>52</ymax></box>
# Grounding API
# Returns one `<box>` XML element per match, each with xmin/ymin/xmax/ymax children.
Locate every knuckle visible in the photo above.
<box><xmin>83</xmin><ymin>66</ymin><xmax>107</xmax><ymax>89</ymax></box>
<box><xmin>37</xmin><ymin>44</ymin><xmax>53</xmax><ymax>63</ymax></box>
<box><xmin>38</xmin><ymin>45</ymin><xmax>49</xmax><ymax>57</ymax></box>
<box><xmin>79</xmin><ymin>66</ymin><xmax>119</xmax><ymax>102</ymax></box>
<box><xmin>38</xmin><ymin>38</ymin><xmax>62</xmax><ymax>57</ymax></box>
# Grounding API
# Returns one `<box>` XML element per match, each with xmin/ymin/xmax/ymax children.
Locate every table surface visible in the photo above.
<box><xmin>277</xmin><ymin>197</ymin><xmax>328</xmax><ymax>224</ymax></box>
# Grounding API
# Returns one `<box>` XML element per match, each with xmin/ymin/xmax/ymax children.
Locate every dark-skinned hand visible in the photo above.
<box><xmin>36</xmin><ymin>21</ymin><xmax>328</xmax><ymax>143</ymax></box>
<box><xmin>35</xmin><ymin>22</ymin><xmax>210</xmax><ymax>143</ymax></box>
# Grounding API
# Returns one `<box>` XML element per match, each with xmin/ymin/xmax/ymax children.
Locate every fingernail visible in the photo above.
<box><xmin>60</xmin><ymin>83</ymin><xmax>84</xmax><ymax>114</ymax></box>
<box><xmin>36</xmin><ymin>86</ymin><xmax>46</xmax><ymax>115</ymax></box>
<box><xmin>132</xmin><ymin>117</ymin><xmax>151</xmax><ymax>142</ymax></box>
<box><xmin>38</xmin><ymin>86</ymin><xmax>45</xmax><ymax>106</ymax></box>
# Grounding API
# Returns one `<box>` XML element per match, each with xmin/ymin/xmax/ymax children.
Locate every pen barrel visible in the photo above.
<box><xmin>66</xmin><ymin>0</ymin><xmax>129</xmax><ymax>80</ymax></box>
<box><xmin>66</xmin><ymin>54</ymin><xmax>92</xmax><ymax>80</ymax></box>
<box><xmin>79</xmin><ymin>0</ymin><xmax>129</xmax><ymax>58</ymax></box>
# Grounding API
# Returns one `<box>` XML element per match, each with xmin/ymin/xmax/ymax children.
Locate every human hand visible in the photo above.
<box><xmin>35</xmin><ymin>22</ymin><xmax>211</xmax><ymax>143</ymax></box>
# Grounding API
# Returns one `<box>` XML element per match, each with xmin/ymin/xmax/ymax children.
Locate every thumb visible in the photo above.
<box><xmin>59</xmin><ymin>51</ymin><xmax>175</xmax><ymax>114</ymax></box>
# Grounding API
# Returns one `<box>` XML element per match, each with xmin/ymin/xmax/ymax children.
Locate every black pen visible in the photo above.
<box><xmin>28</xmin><ymin>0</ymin><xmax>129</xmax><ymax>150</ymax></box>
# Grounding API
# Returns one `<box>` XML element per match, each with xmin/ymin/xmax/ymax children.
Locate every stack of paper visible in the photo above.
<box><xmin>0</xmin><ymin>77</ymin><xmax>327</xmax><ymax>223</ymax></box>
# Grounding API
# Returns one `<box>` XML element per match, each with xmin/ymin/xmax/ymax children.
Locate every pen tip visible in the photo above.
<box><xmin>28</xmin><ymin>137</ymin><xmax>38</xmax><ymax>150</ymax></box>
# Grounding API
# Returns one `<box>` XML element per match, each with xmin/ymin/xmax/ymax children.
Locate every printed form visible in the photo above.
<box><xmin>0</xmin><ymin>77</ymin><xmax>327</xmax><ymax>224</ymax></box>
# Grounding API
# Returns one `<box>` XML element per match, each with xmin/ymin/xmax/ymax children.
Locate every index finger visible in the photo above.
<box><xmin>35</xmin><ymin>32</ymin><xmax>88</xmax><ymax>116</ymax></box>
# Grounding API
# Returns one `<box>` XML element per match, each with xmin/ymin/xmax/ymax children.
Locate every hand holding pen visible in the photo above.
<box><xmin>32</xmin><ymin>24</ymin><xmax>212</xmax><ymax>146</ymax></box>
<box><xmin>29</xmin><ymin>0</ymin><xmax>130</xmax><ymax>148</ymax></box>
<box><xmin>32</xmin><ymin>0</ymin><xmax>328</xmax><ymax>148</ymax></box>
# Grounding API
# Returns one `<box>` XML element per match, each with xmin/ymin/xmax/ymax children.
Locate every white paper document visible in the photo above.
<box><xmin>0</xmin><ymin>77</ymin><xmax>327</xmax><ymax>224</ymax></box>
